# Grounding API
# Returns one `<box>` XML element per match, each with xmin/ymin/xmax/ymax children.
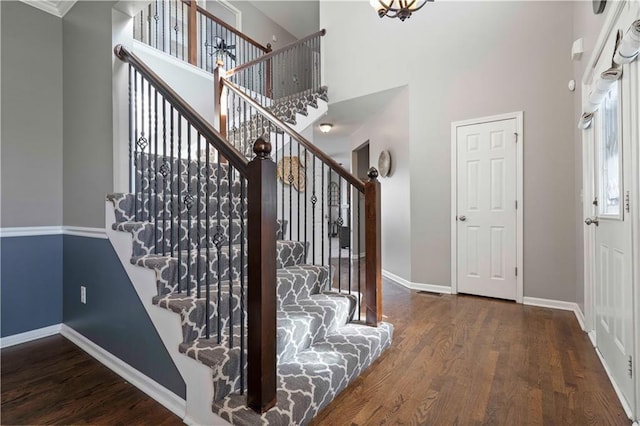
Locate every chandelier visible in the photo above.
<box><xmin>370</xmin><ymin>0</ymin><xmax>433</xmax><ymax>21</ymax></box>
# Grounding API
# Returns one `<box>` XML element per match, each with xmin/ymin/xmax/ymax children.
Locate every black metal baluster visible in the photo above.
<box><xmin>168</xmin><ymin>0</ymin><xmax>172</xmax><ymax>56</ymax></box>
<box><xmin>170</xmin><ymin>106</ymin><xmax>175</xmax><ymax>258</ymax></box>
<box><xmin>154</xmin><ymin>88</ymin><xmax>159</xmax><ymax>254</ymax></box>
<box><xmin>162</xmin><ymin>98</ymin><xmax>168</xmax><ymax>256</ymax></box>
<box><xmin>311</xmin><ymin>155</ymin><xmax>316</xmax><ymax>264</ymax></box>
<box><xmin>177</xmin><ymin>114</ymin><xmax>183</xmax><ymax>293</ymax></box>
<box><xmin>288</xmin><ymin>135</ymin><xmax>292</xmax><ymax>240</ymax></box>
<box><xmin>186</xmin><ymin>124</ymin><xmax>192</xmax><ymax>296</ymax></box>
<box><xmin>196</xmin><ymin>133</ymin><xmax>202</xmax><ymax>298</ymax></box>
<box><xmin>321</xmin><ymin>163</ymin><xmax>325</xmax><ymax>267</ymax></box>
<box><xmin>239</xmin><ymin>176</ymin><xmax>245</xmax><ymax>394</ymax></box>
<box><xmin>328</xmin><ymin>171</ymin><xmax>333</xmax><ymax>275</ymax></box>
<box><xmin>181</xmin><ymin>0</ymin><xmax>185</xmax><ymax>61</ymax></box>
<box><xmin>162</xmin><ymin>0</ymin><xmax>166</xmax><ymax>52</ymax></box>
<box><xmin>348</xmin><ymin>184</ymin><xmax>352</xmax><ymax>296</ymax></box>
<box><xmin>147</xmin><ymin>80</ymin><xmax>152</xmax><ymax>223</ymax></box>
<box><xmin>205</xmin><ymin>140</ymin><xmax>211</xmax><ymax>339</ymax></box>
<box><xmin>227</xmin><ymin>166</ymin><xmax>234</xmax><ymax>350</ymax></box>
<box><xmin>357</xmin><ymin>193</ymin><xmax>361</xmax><ymax>321</ymax></box>
<box><xmin>153</xmin><ymin>0</ymin><xmax>158</xmax><ymax>49</ymax></box>
<box><xmin>216</xmin><ymin>148</ymin><xmax>222</xmax><ymax>344</ymax></box>
<box><xmin>297</xmin><ymin>141</ymin><xmax>301</xmax><ymax>243</ymax></box>
<box><xmin>338</xmin><ymin>177</ymin><xmax>342</xmax><ymax>292</ymax></box>
<box><xmin>134</xmin><ymin>70</ymin><xmax>139</xmax><ymax>220</ymax></box>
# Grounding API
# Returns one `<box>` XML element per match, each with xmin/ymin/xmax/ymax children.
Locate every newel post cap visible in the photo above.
<box><xmin>367</xmin><ymin>167</ymin><xmax>379</xmax><ymax>180</ymax></box>
<box><xmin>253</xmin><ymin>137</ymin><xmax>272</xmax><ymax>159</ymax></box>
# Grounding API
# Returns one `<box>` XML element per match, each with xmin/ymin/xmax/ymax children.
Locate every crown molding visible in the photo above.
<box><xmin>19</xmin><ymin>0</ymin><xmax>78</xmax><ymax>18</ymax></box>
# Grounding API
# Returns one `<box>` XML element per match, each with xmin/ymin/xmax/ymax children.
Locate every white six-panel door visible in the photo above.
<box><xmin>455</xmin><ymin>118</ymin><xmax>518</xmax><ymax>301</ymax></box>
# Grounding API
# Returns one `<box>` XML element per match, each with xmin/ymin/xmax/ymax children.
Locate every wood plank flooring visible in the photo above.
<box><xmin>312</xmin><ymin>279</ymin><xmax>631</xmax><ymax>425</ymax></box>
<box><xmin>1</xmin><ymin>278</ymin><xmax>631</xmax><ymax>425</ymax></box>
<box><xmin>1</xmin><ymin>335</ymin><xmax>183</xmax><ymax>425</ymax></box>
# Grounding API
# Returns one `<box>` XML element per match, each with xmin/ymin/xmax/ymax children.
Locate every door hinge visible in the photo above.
<box><xmin>515</xmin><ymin>267</ymin><xmax>518</xmax><ymax>277</ymax></box>
<box><xmin>515</xmin><ymin>200</ymin><xmax>518</xmax><ymax>210</ymax></box>
<box><xmin>629</xmin><ymin>356</ymin><xmax>633</xmax><ymax>378</ymax></box>
<box><xmin>625</xmin><ymin>191</ymin><xmax>630</xmax><ymax>213</ymax></box>
<box><xmin>514</xmin><ymin>132</ymin><xmax>518</xmax><ymax>143</ymax></box>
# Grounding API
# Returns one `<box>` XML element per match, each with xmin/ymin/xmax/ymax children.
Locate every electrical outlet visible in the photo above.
<box><xmin>81</xmin><ymin>286</ymin><xmax>87</xmax><ymax>304</ymax></box>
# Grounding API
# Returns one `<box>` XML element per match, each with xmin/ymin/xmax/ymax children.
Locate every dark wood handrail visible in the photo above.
<box><xmin>114</xmin><ymin>44</ymin><xmax>249</xmax><ymax>176</ymax></box>
<box><xmin>180</xmin><ymin>0</ymin><xmax>271</xmax><ymax>53</ymax></box>
<box><xmin>226</xmin><ymin>29</ymin><xmax>326</xmax><ymax>78</ymax></box>
<box><xmin>221</xmin><ymin>77</ymin><xmax>365</xmax><ymax>192</ymax></box>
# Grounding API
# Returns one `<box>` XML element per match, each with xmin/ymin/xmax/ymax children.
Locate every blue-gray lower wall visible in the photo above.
<box><xmin>1</xmin><ymin>235</ymin><xmax>63</xmax><ymax>336</ymax></box>
<box><xmin>62</xmin><ymin>235</ymin><xmax>186</xmax><ymax>398</ymax></box>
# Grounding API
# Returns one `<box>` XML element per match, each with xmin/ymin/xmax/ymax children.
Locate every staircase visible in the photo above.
<box><xmin>107</xmin><ymin>2</ymin><xmax>393</xmax><ymax>424</ymax></box>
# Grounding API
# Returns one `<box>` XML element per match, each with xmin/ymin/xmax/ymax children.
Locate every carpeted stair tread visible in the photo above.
<box><xmin>179</xmin><ymin>335</ymin><xmax>246</xmax><ymax>401</ymax></box>
<box><xmin>276</xmin><ymin>265</ymin><xmax>330</xmax><ymax>308</ymax></box>
<box><xmin>212</xmin><ymin>322</ymin><xmax>393</xmax><ymax>426</ymax></box>
<box><xmin>107</xmin><ymin>192</ymin><xmax>246</xmax><ymax>224</ymax></box>
<box><xmin>153</xmin><ymin>284</ymin><xmax>244</xmax><ymax>343</ymax></box>
<box><xmin>277</xmin><ymin>293</ymin><xmax>357</xmax><ymax>363</ymax></box>
<box><xmin>132</xmin><ymin>240</ymin><xmax>305</xmax><ymax>269</ymax></box>
<box><xmin>112</xmin><ymin>218</ymin><xmax>287</xmax><ymax>257</ymax></box>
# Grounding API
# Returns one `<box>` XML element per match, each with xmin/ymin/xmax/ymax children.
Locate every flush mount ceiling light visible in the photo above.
<box><xmin>319</xmin><ymin>123</ymin><xmax>333</xmax><ymax>133</ymax></box>
<box><xmin>370</xmin><ymin>0</ymin><xmax>433</xmax><ymax>21</ymax></box>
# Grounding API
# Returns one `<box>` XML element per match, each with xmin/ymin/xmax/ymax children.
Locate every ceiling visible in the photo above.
<box><xmin>312</xmin><ymin>86</ymin><xmax>405</xmax><ymax>165</ymax></box>
<box><xmin>248</xmin><ymin>0</ymin><xmax>319</xmax><ymax>39</ymax></box>
<box><xmin>20</xmin><ymin>0</ymin><xmax>77</xmax><ymax>17</ymax></box>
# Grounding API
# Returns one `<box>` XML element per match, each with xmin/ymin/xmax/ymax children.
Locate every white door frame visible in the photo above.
<box><xmin>581</xmin><ymin>0</ymin><xmax>640</xmax><ymax>421</ymax></box>
<box><xmin>450</xmin><ymin>111</ymin><xmax>524</xmax><ymax>303</ymax></box>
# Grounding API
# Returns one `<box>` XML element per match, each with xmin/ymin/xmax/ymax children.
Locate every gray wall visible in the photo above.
<box><xmin>229</xmin><ymin>0</ymin><xmax>297</xmax><ymax>49</ymax></box>
<box><xmin>321</xmin><ymin>1</ymin><xmax>579</xmax><ymax>301</ymax></box>
<box><xmin>1</xmin><ymin>1</ymin><xmax>63</xmax><ymax>227</ymax></box>
<box><xmin>63</xmin><ymin>1</ymin><xmax>116</xmax><ymax>228</ymax></box>
<box><xmin>63</xmin><ymin>235</ymin><xmax>185</xmax><ymax>398</ymax></box>
<box><xmin>349</xmin><ymin>87</ymin><xmax>411</xmax><ymax>280</ymax></box>
<box><xmin>1</xmin><ymin>235</ymin><xmax>63</xmax><ymax>336</ymax></box>
<box><xmin>571</xmin><ymin>1</ymin><xmax>607</xmax><ymax>311</ymax></box>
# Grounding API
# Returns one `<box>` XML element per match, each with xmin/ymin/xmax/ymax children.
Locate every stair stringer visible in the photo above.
<box><xmin>288</xmin><ymin>97</ymin><xmax>328</xmax><ymax>134</ymax></box>
<box><xmin>105</xmin><ymin>202</ymin><xmax>230</xmax><ymax>426</ymax></box>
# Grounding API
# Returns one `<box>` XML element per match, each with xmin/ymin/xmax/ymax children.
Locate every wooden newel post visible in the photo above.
<box><xmin>364</xmin><ymin>167</ymin><xmax>382</xmax><ymax>326</ymax></box>
<box><xmin>246</xmin><ymin>137</ymin><xmax>277</xmax><ymax>413</ymax></box>
<box><xmin>187</xmin><ymin>0</ymin><xmax>197</xmax><ymax>66</ymax></box>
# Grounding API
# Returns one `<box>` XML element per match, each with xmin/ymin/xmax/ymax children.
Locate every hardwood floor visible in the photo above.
<box><xmin>312</xmin><ymin>278</ymin><xmax>631</xmax><ymax>425</ymax></box>
<box><xmin>1</xmin><ymin>279</ymin><xmax>631</xmax><ymax>425</ymax></box>
<box><xmin>1</xmin><ymin>335</ymin><xmax>183</xmax><ymax>425</ymax></box>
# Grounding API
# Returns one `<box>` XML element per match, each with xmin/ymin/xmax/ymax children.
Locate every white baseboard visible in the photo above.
<box><xmin>0</xmin><ymin>226</ymin><xmax>106</xmax><ymax>239</ymax></box>
<box><xmin>522</xmin><ymin>297</ymin><xmax>586</xmax><ymax>331</ymax></box>
<box><xmin>0</xmin><ymin>226</ymin><xmax>62</xmax><ymax>237</ymax></box>
<box><xmin>63</xmin><ymin>226</ymin><xmax>107</xmax><ymax>239</ymax></box>
<box><xmin>60</xmin><ymin>324</ymin><xmax>186</xmax><ymax>419</ymax></box>
<box><xmin>0</xmin><ymin>323</ymin><xmax>61</xmax><ymax>348</ymax></box>
<box><xmin>382</xmin><ymin>269</ymin><xmax>452</xmax><ymax>294</ymax></box>
<box><xmin>350</xmin><ymin>252</ymin><xmax>365</xmax><ymax>260</ymax></box>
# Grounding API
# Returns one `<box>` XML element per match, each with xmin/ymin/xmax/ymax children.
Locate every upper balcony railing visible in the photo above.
<box><xmin>133</xmin><ymin>0</ymin><xmax>271</xmax><ymax>73</ymax></box>
<box><xmin>225</xmin><ymin>29</ymin><xmax>325</xmax><ymax>107</ymax></box>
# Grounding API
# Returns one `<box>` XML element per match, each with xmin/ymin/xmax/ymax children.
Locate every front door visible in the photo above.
<box><xmin>456</xmin><ymin>118</ymin><xmax>518</xmax><ymax>300</ymax></box>
<box><xmin>590</xmin><ymin>75</ymin><xmax>635</xmax><ymax>408</ymax></box>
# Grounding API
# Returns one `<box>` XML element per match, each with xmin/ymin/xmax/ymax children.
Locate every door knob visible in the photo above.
<box><xmin>458</xmin><ymin>215</ymin><xmax>467</xmax><ymax>222</ymax></box>
<box><xmin>585</xmin><ymin>217</ymin><xmax>599</xmax><ymax>226</ymax></box>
